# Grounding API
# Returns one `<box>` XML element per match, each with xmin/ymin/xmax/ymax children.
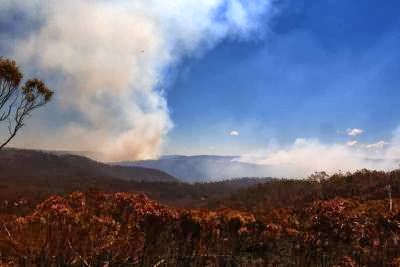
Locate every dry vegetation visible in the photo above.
<box><xmin>1</xmin><ymin>169</ymin><xmax>400</xmax><ymax>266</ymax></box>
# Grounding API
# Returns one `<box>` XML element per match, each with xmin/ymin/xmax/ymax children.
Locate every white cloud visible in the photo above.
<box><xmin>230</xmin><ymin>130</ymin><xmax>240</xmax><ymax>136</ymax></box>
<box><xmin>346</xmin><ymin>128</ymin><xmax>364</xmax><ymax>137</ymax></box>
<box><xmin>365</xmin><ymin>140</ymin><xmax>388</xmax><ymax>149</ymax></box>
<box><xmin>2</xmin><ymin>0</ymin><xmax>277</xmax><ymax>161</ymax></box>
<box><xmin>346</xmin><ymin>140</ymin><xmax>358</xmax><ymax>147</ymax></box>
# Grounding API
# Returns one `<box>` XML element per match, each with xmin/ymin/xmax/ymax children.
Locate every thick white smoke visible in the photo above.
<box><xmin>1</xmin><ymin>0</ymin><xmax>276</xmax><ymax>161</ymax></box>
<box><xmin>239</xmin><ymin>128</ymin><xmax>400</xmax><ymax>178</ymax></box>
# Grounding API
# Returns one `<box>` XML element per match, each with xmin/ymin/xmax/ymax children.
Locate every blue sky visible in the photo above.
<box><xmin>164</xmin><ymin>0</ymin><xmax>400</xmax><ymax>154</ymax></box>
<box><xmin>1</xmin><ymin>0</ymin><xmax>400</xmax><ymax>175</ymax></box>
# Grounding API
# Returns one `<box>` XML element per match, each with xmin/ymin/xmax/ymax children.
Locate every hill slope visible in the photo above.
<box><xmin>0</xmin><ymin>148</ymin><xmax>177</xmax><ymax>183</ymax></box>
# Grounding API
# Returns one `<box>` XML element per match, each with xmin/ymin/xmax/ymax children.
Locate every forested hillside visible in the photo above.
<box><xmin>0</xmin><ymin>148</ymin><xmax>177</xmax><ymax>183</ymax></box>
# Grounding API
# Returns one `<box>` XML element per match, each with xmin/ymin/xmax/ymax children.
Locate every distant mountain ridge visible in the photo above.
<box><xmin>0</xmin><ymin>148</ymin><xmax>273</xmax><ymax>208</ymax></box>
<box><xmin>118</xmin><ymin>155</ymin><xmax>272</xmax><ymax>182</ymax></box>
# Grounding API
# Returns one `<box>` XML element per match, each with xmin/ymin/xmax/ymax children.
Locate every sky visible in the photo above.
<box><xmin>1</xmin><ymin>0</ymin><xmax>400</xmax><ymax>177</ymax></box>
<box><xmin>166</xmin><ymin>0</ymin><xmax>400</xmax><ymax>154</ymax></box>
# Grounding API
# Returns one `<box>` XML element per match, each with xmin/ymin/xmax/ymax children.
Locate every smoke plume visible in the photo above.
<box><xmin>1</xmin><ymin>0</ymin><xmax>276</xmax><ymax>161</ymax></box>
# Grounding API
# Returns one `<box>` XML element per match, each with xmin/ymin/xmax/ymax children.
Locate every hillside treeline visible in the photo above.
<box><xmin>209</xmin><ymin>169</ymin><xmax>400</xmax><ymax>211</ymax></box>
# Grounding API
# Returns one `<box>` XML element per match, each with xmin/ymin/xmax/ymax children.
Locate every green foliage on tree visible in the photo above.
<box><xmin>0</xmin><ymin>57</ymin><xmax>53</xmax><ymax>149</ymax></box>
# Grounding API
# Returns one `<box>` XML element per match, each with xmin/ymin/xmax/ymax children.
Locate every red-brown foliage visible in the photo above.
<box><xmin>1</xmin><ymin>169</ymin><xmax>400</xmax><ymax>266</ymax></box>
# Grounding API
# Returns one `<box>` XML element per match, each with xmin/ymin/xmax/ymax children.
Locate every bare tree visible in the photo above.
<box><xmin>386</xmin><ymin>184</ymin><xmax>393</xmax><ymax>212</ymax></box>
<box><xmin>0</xmin><ymin>57</ymin><xmax>53</xmax><ymax>150</ymax></box>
